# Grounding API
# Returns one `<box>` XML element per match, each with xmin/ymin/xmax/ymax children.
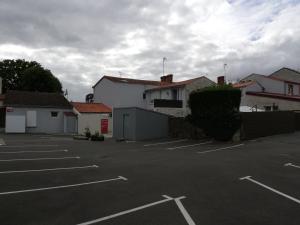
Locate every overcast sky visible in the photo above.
<box><xmin>0</xmin><ymin>0</ymin><xmax>299</xmax><ymax>101</ymax></box>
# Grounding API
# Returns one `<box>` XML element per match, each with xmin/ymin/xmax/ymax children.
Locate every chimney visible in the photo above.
<box><xmin>217</xmin><ymin>76</ymin><xmax>225</xmax><ymax>85</ymax></box>
<box><xmin>160</xmin><ymin>74</ymin><xmax>173</xmax><ymax>84</ymax></box>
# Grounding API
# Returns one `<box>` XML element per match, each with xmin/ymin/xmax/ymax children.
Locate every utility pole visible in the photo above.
<box><xmin>163</xmin><ymin>57</ymin><xmax>167</xmax><ymax>76</ymax></box>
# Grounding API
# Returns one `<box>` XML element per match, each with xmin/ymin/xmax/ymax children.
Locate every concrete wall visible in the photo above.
<box><xmin>93</xmin><ymin>78</ymin><xmax>156</xmax><ymax>109</ymax></box>
<box><xmin>6</xmin><ymin>107</ymin><xmax>74</xmax><ymax>133</ymax></box>
<box><xmin>77</xmin><ymin>113</ymin><xmax>112</xmax><ymax>135</ymax></box>
<box><xmin>241</xmin><ymin>94</ymin><xmax>300</xmax><ymax>111</ymax></box>
<box><xmin>113</xmin><ymin>107</ymin><xmax>169</xmax><ymax>141</ymax></box>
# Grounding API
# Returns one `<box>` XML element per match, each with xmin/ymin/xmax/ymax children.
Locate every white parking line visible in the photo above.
<box><xmin>174</xmin><ymin>198</ymin><xmax>196</xmax><ymax>225</ymax></box>
<box><xmin>197</xmin><ymin>143</ymin><xmax>244</xmax><ymax>154</ymax></box>
<box><xmin>144</xmin><ymin>139</ymin><xmax>188</xmax><ymax>147</ymax></box>
<box><xmin>0</xmin><ymin>165</ymin><xmax>99</xmax><ymax>174</ymax></box>
<box><xmin>284</xmin><ymin>163</ymin><xmax>300</xmax><ymax>169</ymax></box>
<box><xmin>0</xmin><ymin>176</ymin><xmax>127</xmax><ymax>196</ymax></box>
<box><xmin>168</xmin><ymin>141</ymin><xmax>212</xmax><ymax>150</ymax></box>
<box><xmin>0</xmin><ymin>156</ymin><xmax>80</xmax><ymax>162</ymax></box>
<box><xmin>76</xmin><ymin>195</ymin><xmax>193</xmax><ymax>225</ymax></box>
<box><xmin>240</xmin><ymin>176</ymin><xmax>300</xmax><ymax>204</ymax></box>
<box><xmin>0</xmin><ymin>149</ymin><xmax>68</xmax><ymax>154</ymax></box>
<box><xmin>0</xmin><ymin>144</ymin><xmax>59</xmax><ymax>148</ymax></box>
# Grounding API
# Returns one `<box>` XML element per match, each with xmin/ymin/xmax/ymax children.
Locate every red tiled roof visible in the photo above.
<box><xmin>64</xmin><ymin>112</ymin><xmax>76</xmax><ymax>117</ymax></box>
<box><xmin>246</xmin><ymin>91</ymin><xmax>300</xmax><ymax>102</ymax></box>
<box><xmin>72</xmin><ymin>102</ymin><xmax>112</xmax><ymax>113</ymax></box>
<box><xmin>233</xmin><ymin>81</ymin><xmax>255</xmax><ymax>88</ymax></box>
<box><xmin>93</xmin><ymin>76</ymin><xmax>162</xmax><ymax>88</ymax></box>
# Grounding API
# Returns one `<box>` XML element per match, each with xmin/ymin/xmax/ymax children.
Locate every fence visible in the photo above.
<box><xmin>240</xmin><ymin>111</ymin><xmax>296</xmax><ymax>140</ymax></box>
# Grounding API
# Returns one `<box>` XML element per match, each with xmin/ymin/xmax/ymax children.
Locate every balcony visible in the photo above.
<box><xmin>153</xmin><ymin>99</ymin><xmax>183</xmax><ymax>108</ymax></box>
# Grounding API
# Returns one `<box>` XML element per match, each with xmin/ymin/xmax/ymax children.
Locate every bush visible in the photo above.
<box><xmin>84</xmin><ymin>128</ymin><xmax>91</xmax><ymax>138</ymax></box>
<box><xmin>188</xmin><ymin>85</ymin><xmax>241</xmax><ymax>141</ymax></box>
<box><xmin>90</xmin><ymin>131</ymin><xmax>104</xmax><ymax>141</ymax></box>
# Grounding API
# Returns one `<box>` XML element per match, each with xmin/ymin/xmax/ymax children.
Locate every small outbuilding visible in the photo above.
<box><xmin>113</xmin><ymin>107</ymin><xmax>169</xmax><ymax>141</ymax></box>
<box><xmin>72</xmin><ymin>102</ymin><xmax>112</xmax><ymax>135</ymax></box>
<box><xmin>4</xmin><ymin>90</ymin><xmax>77</xmax><ymax>134</ymax></box>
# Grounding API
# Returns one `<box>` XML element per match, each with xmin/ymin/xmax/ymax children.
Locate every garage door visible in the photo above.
<box><xmin>5</xmin><ymin>115</ymin><xmax>26</xmax><ymax>133</ymax></box>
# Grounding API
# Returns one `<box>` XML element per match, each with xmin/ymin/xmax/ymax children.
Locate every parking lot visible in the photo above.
<box><xmin>0</xmin><ymin>133</ymin><xmax>299</xmax><ymax>225</ymax></box>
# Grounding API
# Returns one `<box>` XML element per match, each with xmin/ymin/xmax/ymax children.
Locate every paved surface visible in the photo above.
<box><xmin>0</xmin><ymin>133</ymin><xmax>299</xmax><ymax>225</ymax></box>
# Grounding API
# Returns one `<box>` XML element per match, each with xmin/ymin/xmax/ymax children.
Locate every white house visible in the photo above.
<box><xmin>234</xmin><ymin>68</ymin><xmax>300</xmax><ymax>111</ymax></box>
<box><xmin>145</xmin><ymin>76</ymin><xmax>215</xmax><ymax>117</ymax></box>
<box><xmin>92</xmin><ymin>76</ymin><xmax>161</xmax><ymax>109</ymax></box>
<box><xmin>72</xmin><ymin>102</ymin><xmax>112</xmax><ymax>135</ymax></box>
<box><xmin>92</xmin><ymin>74</ymin><xmax>215</xmax><ymax>117</ymax></box>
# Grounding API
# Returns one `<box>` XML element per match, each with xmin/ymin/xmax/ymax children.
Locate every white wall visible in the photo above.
<box><xmin>77</xmin><ymin>113</ymin><xmax>112</xmax><ymax>135</ymax></box>
<box><xmin>93</xmin><ymin>78</ymin><xmax>156</xmax><ymax>109</ymax></box>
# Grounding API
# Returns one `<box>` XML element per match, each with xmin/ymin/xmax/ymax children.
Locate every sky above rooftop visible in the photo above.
<box><xmin>0</xmin><ymin>0</ymin><xmax>299</xmax><ymax>101</ymax></box>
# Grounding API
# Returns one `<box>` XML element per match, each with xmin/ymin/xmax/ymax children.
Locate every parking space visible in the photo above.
<box><xmin>0</xmin><ymin>133</ymin><xmax>299</xmax><ymax>225</ymax></box>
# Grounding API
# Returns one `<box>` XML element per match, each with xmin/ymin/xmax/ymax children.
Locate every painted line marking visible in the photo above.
<box><xmin>144</xmin><ymin>139</ymin><xmax>188</xmax><ymax>147</ymax></box>
<box><xmin>0</xmin><ymin>165</ymin><xmax>99</xmax><ymax>174</ymax></box>
<box><xmin>174</xmin><ymin>198</ymin><xmax>196</xmax><ymax>225</ymax></box>
<box><xmin>0</xmin><ymin>149</ymin><xmax>68</xmax><ymax>154</ymax></box>
<box><xmin>0</xmin><ymin>144</ymin><xmax>59</xmax><ymax>148</ymax></box>
<box><xmin>0</xmin><ymin>156</ymin><xmax>80</xmax><ymax>162</ymax></box>
<box><xmin>240</xmin><ymin>176</ymin><xmax>300</xmax><ymax>204</ymax></box>
<box><xmin>0</xmin><ymin>176</ymin><xmax>127</xmax><ymax>196</ymax></box>
<box><xmin>76</xmin><ymin>195</ymin><xmax>190</xmax><ymax>225</ymax></box>
<box><xmin>168</xmin><ymin>141</ymin><xmax>212</xmax><ymax>150</ymax></box>
<box><xmin>284</xmin><ymin>163</ymin><xmax>300</xmax><ymax>169</ymax></box>
<box><xmin>197</xmin><ymin>143</ymin><xmax>244</xmax><ymax>154</ymax></box>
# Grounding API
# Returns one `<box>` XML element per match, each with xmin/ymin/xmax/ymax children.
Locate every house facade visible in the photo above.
<box><xmin>72</xmin><ymin>102</ymin><xmax>112</xmax><ymax>135</ymax></box>
<box><xmin>235</xmin><ymin>68</ymin><xmax>300</xmax><ymax>111</ymax></box>
<box><xmin>145</xmin><ymin>76</ymin><xmax>215</xmax><ymax>117</ymax></box>
<box><xmin>4</xmin><ymin>91</ymin><xmax>77</xmax><ymax>133</ymax></box>
<box><xmin>92</xmin><ymin>74</ymin><xmax>215</xmax><ymax>117</ymax></box>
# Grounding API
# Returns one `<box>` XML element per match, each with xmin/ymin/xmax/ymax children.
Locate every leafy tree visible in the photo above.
<box><xmin>188</xmin><ymin>85</ymin><xmax>241</xmax><ymax>141</ymax></box>
<box><xmin>21</xmin><ymin>66</ymin><xmax>62</xmax><ymax>93</ymax></box>
<box><xmin>0</xmin><ymin>59</ymin><xmax>62</xmax><ymax>93</ymax></box>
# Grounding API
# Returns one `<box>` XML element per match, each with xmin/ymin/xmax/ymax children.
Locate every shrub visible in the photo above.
<box><xmin>91</xmin><ymin>131</ymin><xmax>104</xmax><ymax>141</ymax></box>
<box><xmin>84</xmin><ymin>127</ymin><xmax>91</xmax><ymax>138</ymax></box>
<box><xmin>188</xmin><ymin>85</ymin><xmax>241</xmax><ymax>141</ymax></box>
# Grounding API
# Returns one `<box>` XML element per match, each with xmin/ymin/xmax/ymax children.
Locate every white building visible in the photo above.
<box><xmin>92</xmin><ymin>74</ymin><xmax>215</xmax><ymax>117</ymax></box>
<box><xmin>234</xmin><ymin>68</ymin><xmax>300</xmax><ymax>111</ymax></box>
<box><xmin>145</xmin><ymin>76</ymin><xmax>215</xmax><ymax>117</ymax></box>
<box><xmin>72</xmin><ymin>102</ymin><xmax>112</xmax><ymax>135</ymax></box>
<box><xmin>93</xmin><ymin>76</ymin><xmax>161</xmax><ymax>109</ymax></box>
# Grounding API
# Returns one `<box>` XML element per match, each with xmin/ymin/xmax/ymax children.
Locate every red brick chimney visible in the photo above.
<box><xmin>217</xmin><ymin>76</ymin><xmax>225</xmax><ymax>85</ymax></box>
<box><xmin>160</xmin><ymin>74</ymin><xmax>173</xmax><ymax>84</ymax></box>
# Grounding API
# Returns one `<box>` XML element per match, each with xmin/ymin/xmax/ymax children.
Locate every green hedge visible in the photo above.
<box><xmin>188</xmin><ymin>85</ymin><xmax>241</xmax><ymax>141</ymax></box>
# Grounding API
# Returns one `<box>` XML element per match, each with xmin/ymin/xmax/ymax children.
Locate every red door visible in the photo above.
<box><xmin>101</xmin><ymin>119</ymin><xmax>108</xmax><ymax>134</ymax></box>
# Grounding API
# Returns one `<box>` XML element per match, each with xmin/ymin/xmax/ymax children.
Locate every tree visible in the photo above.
<box><xmin>0</xmin><ymin>59</ymin><xmax>62</xmax><ymax>93</ymax></box>
<box><xmin>21</xmin><ymin>66</ymin><xmax>62</xmax><ymax>93</ymax></box>
<box><xmin>188</xmin><ymin>85</ymin><xmax>241</xmax><ymax>141</ymax></box>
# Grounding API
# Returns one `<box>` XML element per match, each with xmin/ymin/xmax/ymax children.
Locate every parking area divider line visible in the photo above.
<box><xmin>76</xmin><ymin>195</ymin><xmax>186</xmax><ymax>225</ymax></box>
<box><xmin>0</xmin><ymin>176</ymin><xmax>127</xmax><ymax>196</ymax></box>
<box><xmin>0</xmin><ymin>156</ymin><xmax>80</xmax><ymax>162</ymax></box>
<box><xmin>168</xmin><ymin>141</ymin><xmax>213</xmax><ymax>150</ymax></box>
<box><xmin>0</xmin><ymin>149</ymin><xmax>68</xmax><ymax>154</ymax></box>
<box><xmin>144</xmin><ymin>139</ymin><xmax>188</xmax><ymax>147</ymax></box>
<box><xmin>197</xmin><ymin>144</ymin><xmax>244</xmax><ymax>154</ymax></box>
<box><xmin>174</xmin><ymin>198</ymin><xmax>196</xmax><ymax>225</ymax></box>
<box><xmin>0</xmin><ymin>165</ymin><xmax>99</xmax><ymax>174</ymax></box>
<box><xmin>239</xmin><ymin>176</ymin><xmax>300</xmax><ymax>204</ymax></box>
<box><xmin>284</xmin><ymin>163</ymin><xmax>300</xmax><ymax>169</ymax></box>
<box><xmin>0</xmin><ymin>144</ymin><xmax>59</xmax><ymax>148</ymax></box>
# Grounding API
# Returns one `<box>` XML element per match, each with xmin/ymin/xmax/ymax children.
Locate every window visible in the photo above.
<box><xmin>143</xmin><ymin>93</ymin><xmax>146</xmax><ymax>99</ymax></box>
<box><xmin>51</xmin><ymin>111</ymin><xmax>58</xmax><ymax>117</ymax></box>
<box><xmin>288</xmin><ymin>84</ymin><xmax>294</xmax><ymax>95</ymax></box>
